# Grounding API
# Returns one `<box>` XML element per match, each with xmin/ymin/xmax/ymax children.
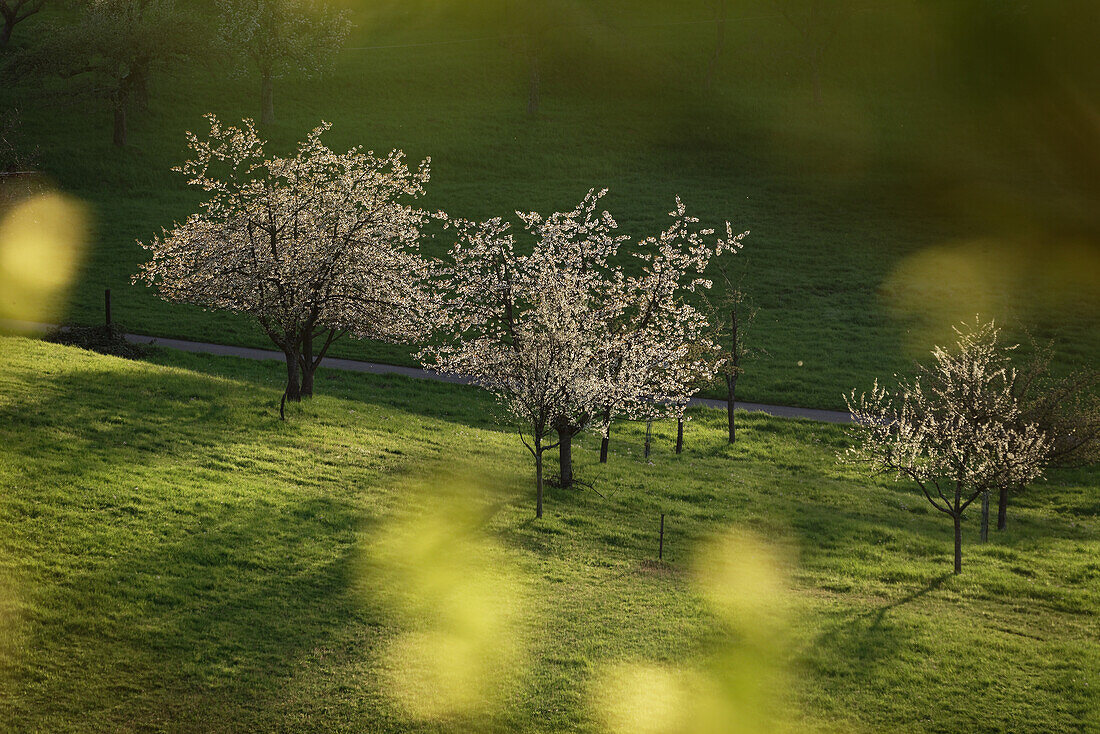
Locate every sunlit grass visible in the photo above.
<box><xmin>0</xmin><ymin>336</ymin><xmax>1096</xmax><ymax>731</ymax></box>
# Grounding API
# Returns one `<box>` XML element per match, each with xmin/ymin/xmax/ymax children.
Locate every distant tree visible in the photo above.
<box><xmin>999</xmin><ymin>344</ymin><xmax>1100</xmax><ymax>531</ymax></box>
<box><xmin>845</xmin><ymin>320</ymin><xmax>1049</xmax><ymax>574</ymax></box>
<box><xmin>0</xmin><ymin>0</ymin><xmax>45</xmax><ymax>48</ymax></box>
<box><xmin>502</xmin><ymin>0</ymin><xmax>599</xmax><ymax>117</ymax></box>
<box><xmin>6</xmin><ymin>0</ymin><xmax>196</xmax><ymax>146</ymax></box>
<box><xmin>772</xmin><ymin>0</ymin><xmax>852</xmax><ymax>105</ymax></box>
<box><xmin>137</xmin><ymin>116</ymin><xmax>434</xmax><ymax>413</ymax></box>
<box><xmin>216</xmin><ymin>0</ymin><xmax>352</xmax><ymax>126</ymax></box>
<box><xmin>704</xmin><ymin>0</ymin><xmax>729</xmax><ymax>89</ymax></box>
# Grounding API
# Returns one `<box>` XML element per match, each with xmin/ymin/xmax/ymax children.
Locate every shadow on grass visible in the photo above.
<box><xmin>0</xmin><ymin>350</ymin><xmax>434</xmax><ymax>728</ymax></box>
<box><xmin>807</xmin><ymin>573</ymin><xmax>951</xmax><ymax>690</ymax></box>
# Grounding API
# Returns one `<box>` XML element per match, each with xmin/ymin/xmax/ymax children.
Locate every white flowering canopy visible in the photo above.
<box><xmin>423</xmin><ymin>189</ymin><xmax>746</xmax><ymax>449</ymax></box>
<box><xmin>604</xmin><ymin>214</ymin><xmax>750</xmax><ymax>423</ymax></box>
<box><xmin>846</xmin><ymin>320</ymin><xmax>1050</xmax><ymax>515</ymax></box>
<box><xmin>136</xmin><ymin>115</ymin><xmax>434</xmax><ymax>356</ymax></box>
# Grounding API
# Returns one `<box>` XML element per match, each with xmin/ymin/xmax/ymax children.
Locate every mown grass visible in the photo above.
<box><xmin>2</xmin><ymin>2</ymin><xmax>1098</xmax><ymax>410</ymax></box>
<box><xmin>0</xmin><ymin>336</ymin><xmax>1096</xmax><ymax>732</ymax></box>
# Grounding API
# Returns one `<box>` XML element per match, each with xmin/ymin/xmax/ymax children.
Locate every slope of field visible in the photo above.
<box><xmin>1</xmin><ymin>337</ymin><xmax>1097</xmax><ymax>732</ymax></box>
<box><xmin>2</xmin><ymin>2</ymin><xmax>1098</xmax><ymax>410</ymax></box>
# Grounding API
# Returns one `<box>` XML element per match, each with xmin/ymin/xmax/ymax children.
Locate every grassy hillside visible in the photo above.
<box><xmin>2</xmin><ymin>2</ymin><xmax>1098</xmax><ymax>410</ymax></box>
<box><xmin>0</xmin><ymin>337</ymin><xmax>1097</xmax><ymax>731</ymax></box>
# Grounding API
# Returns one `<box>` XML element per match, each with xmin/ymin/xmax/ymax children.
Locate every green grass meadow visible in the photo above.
<box><xmin>2</xmin><ymin>3</ymin><xmax>1098</xmax><ymax>730</ymax></box>
<box><xmin>2</xmin><ymin>1</ymin><xmax>1098</xmax><ymax>409</ymax></box>
<box><xmin>1</xmin><ymin>337</ymin><xmax>1097</xmax><ymax>731</ymax></box>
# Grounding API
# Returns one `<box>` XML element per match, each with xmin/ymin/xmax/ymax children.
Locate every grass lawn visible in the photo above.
<box><xmin>1</xmin><ymin>336</ymin><xmax>1097</xmax><ymax>732</ymax></box>
<box><xmin>2</xmin><ymin>2</ymin><xmax>1098</xmax><ymax>410</ymax></box>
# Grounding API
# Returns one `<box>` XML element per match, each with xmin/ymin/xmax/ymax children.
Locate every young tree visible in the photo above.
<box><xmin>6</xmin><ymin>0</ymin><xmax>196</xmax><ymax>146</ymax></box>
<box><xmin>772</xmin><ymin>0</ymin><xmax>852</xmax><ymax>105</ymax></box>
<box><xmin>421</xmin><ymin>193</ymin><xmax>623</xmax><ymax>515</ymax></box>
<box><xmin>0</xmin><ymin>0</ymin><xmax>45</xmax><ymax>48</ymax></box>
<box><xmin>704</xmin><ymin>0</ymin><xmax>729</xmax><ymax>89</ymax></box>
<box><xmin>503</xmin><ymin>0</ymin><xmax>555</xmax><ymax>117</ymax></box>
<box><xmin>998</xmin><ymin>346</ymin><xmax>1100</xmax><ymax>531</ymax></box>
<box><xmin>137</xmin><ymin>115</ymin><xmax>434</xmax><ymax>412</ymax></box>
<box><xmin>845</xmin><ymin>320</ymin><xmax>1049</xmax><ymax>574</ymax></box>
<box><xmin>596</xmin><ymin>213</ymin><xmax>745</xmax><ymax>463</ymax></box>
<box><xmin>702</xmin><ymin>234</ymin><xmax>756</xmax><ymax>444</ymax></box>
<box><xmin>216</xmin><ymin>0</ymin><xmax>351</xmax><ymax>126</ymax></box>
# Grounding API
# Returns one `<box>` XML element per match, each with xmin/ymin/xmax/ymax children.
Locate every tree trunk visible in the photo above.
<box><xmin>980</xmin><ymin>490</ymin><xmax>990</xmax><ymax>543</ymax></box>
<box><xmin>526</xmin><ymin>50</ymin><xmax>540</xmax><ymax>116</ymax></box>
<box><xmin>997</xmin><ymin>484</ymin><xmax>1010</xmax><ymax>532</ymax></box>
<box><xmin>261</xmin><ymin>72</ymin><xmax>275</xmax><ymax>126</ymax></box>
<box><xmin>112</xmin><ymin>102</ymin><xmax>127</xmax><ymax>147</ymax></box>
<box><xmin>283</xmin><ymin>349</ymin><xmax>302</xmax><ymax>403</ymax></box>
<box><xmin>599</xmin><ymin>407</ymin><xmax>611</xmax><ymax>463</ymax></box>
<box><xmin>131</xmin><ymin>60</ymin><xmax>150</xmax><ymax>110</ymax></box>
<box><xmin>301</xmin><ymin>364</ymin><xmax>316</xmax><ymax>398</ymax></box>
<box><xmin>535</xmin><ymin>440</ymin><xmax>544</xmax><ymax>519</ymax></box>
<box><xmin>727</xmin><ymin>306</ymin><xmax>739</xmax><ymax>443</ymax></box>
<box><xmin>644</xmin><ymin>420</ymin><xmax>653</xmax><ymax>460</ymax></box>
<box><xmin>300</xmin><ymin>331</ymin><xmax>314</xmax><ymax>398</ymax></box>
<box><xmin>675</xmin><ymin>416</ymin><xmax>684</xmax><ymax>454</ymax></box>
<box><xmin>557</xmin><ymin>427</ymin><xmax>573</xmax><ymax>489</ymax></box>
<box><xmin>0</xmin><ymin>20</ymin><xmax>13</xmax><ymax>48</ymax></box>
<box><xmin>953</xmin><ymin>513</ymin><xmax>962</xmax><ymax>575</ymax></box>
<box><xmin>726</xmin><ymin>374</ymin><xmax>737</xmax><ymax>443</ymax></box>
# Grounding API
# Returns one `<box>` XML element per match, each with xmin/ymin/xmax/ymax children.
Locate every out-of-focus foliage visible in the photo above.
<box><xmin>363</xmin><ymin>478</ymin><xmax>528</xmax><ymax>725</ymax></box>
<box><xmin>0</xmin><ymin>190</ymin><xmax>87</xmax><ymax>324</ymax></box>
<box><xmin>881</xmin><ymin>237</ymin><xmax>1100</xmax><ymax>356</ymax></box>
<box><xmin>593</xmin><ymin>528</ymin><xmax>798</xmax><ymax>734</ymax></box>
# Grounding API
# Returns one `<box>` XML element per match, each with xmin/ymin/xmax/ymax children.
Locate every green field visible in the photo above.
<box><xmin>3</xmin><ymin>1</ymin><xmax>1098</xmax><ymax>410</ymax></box>
<box><xmin>1</xmin><ymin>337</ymin><xmax>1097</xmax><ymax>731</ymax></box>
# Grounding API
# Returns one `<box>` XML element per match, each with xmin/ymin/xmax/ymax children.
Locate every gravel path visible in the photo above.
<box><xmin>3</xmin><ymin>320</ymin><xmax>854</xmax><ymax>424</ymax></box>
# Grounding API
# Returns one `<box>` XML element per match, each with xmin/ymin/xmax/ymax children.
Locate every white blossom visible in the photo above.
<box><xmin>844</xmin><ymin>319</ymin><xmax>1050</xmax><ymax>573</ymax></box>
<box><xmin>136</xmin><ymin>115</ymin><xmax>434</xmax><ymax>406</ymax></box>
<box><xmin>421</xmin><ymin>189</ymin><xmax>746</xmax><ymax>515</ymax></box>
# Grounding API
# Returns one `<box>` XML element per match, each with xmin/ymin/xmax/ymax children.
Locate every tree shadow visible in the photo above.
<box><xmin>807</xmin><ymin>573</ymin><xmax>951</xmax><ymax>690</ymax></box>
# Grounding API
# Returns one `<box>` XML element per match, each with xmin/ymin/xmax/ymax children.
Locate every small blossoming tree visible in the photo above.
<box><xmin>423</xmin><ymin>190</ymin><xmax>740</xmax><ymax>515</ymax></box>
<box><xmin>137</xmin><ymin>115</ymin><xmax>433</xmax><ymax>414</ymax></box>
<box><xmin>1002</xmin><ymin>344</ymin><xmax>1100</xmax><ymax>530</ymax></box>
<box><xmin>844</xmin><ymin>320</ymin><xmax>1049</xmax><ymax>574</ymax></box>
<box><xmin>422</xmin><ymin>191</ymin><xmax>623</xmax><ymax>515</ymax></box>
<box><xmin>596</xmin><ymin>212</ymin><xmax>747</xmax><ymax>464</ymax></box>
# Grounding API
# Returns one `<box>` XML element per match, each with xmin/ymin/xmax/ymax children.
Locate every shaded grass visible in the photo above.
<box><xmin>0</xmin><ymin>336</ymin><xmax>1097</xmax><ymax>732</ymax></box>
